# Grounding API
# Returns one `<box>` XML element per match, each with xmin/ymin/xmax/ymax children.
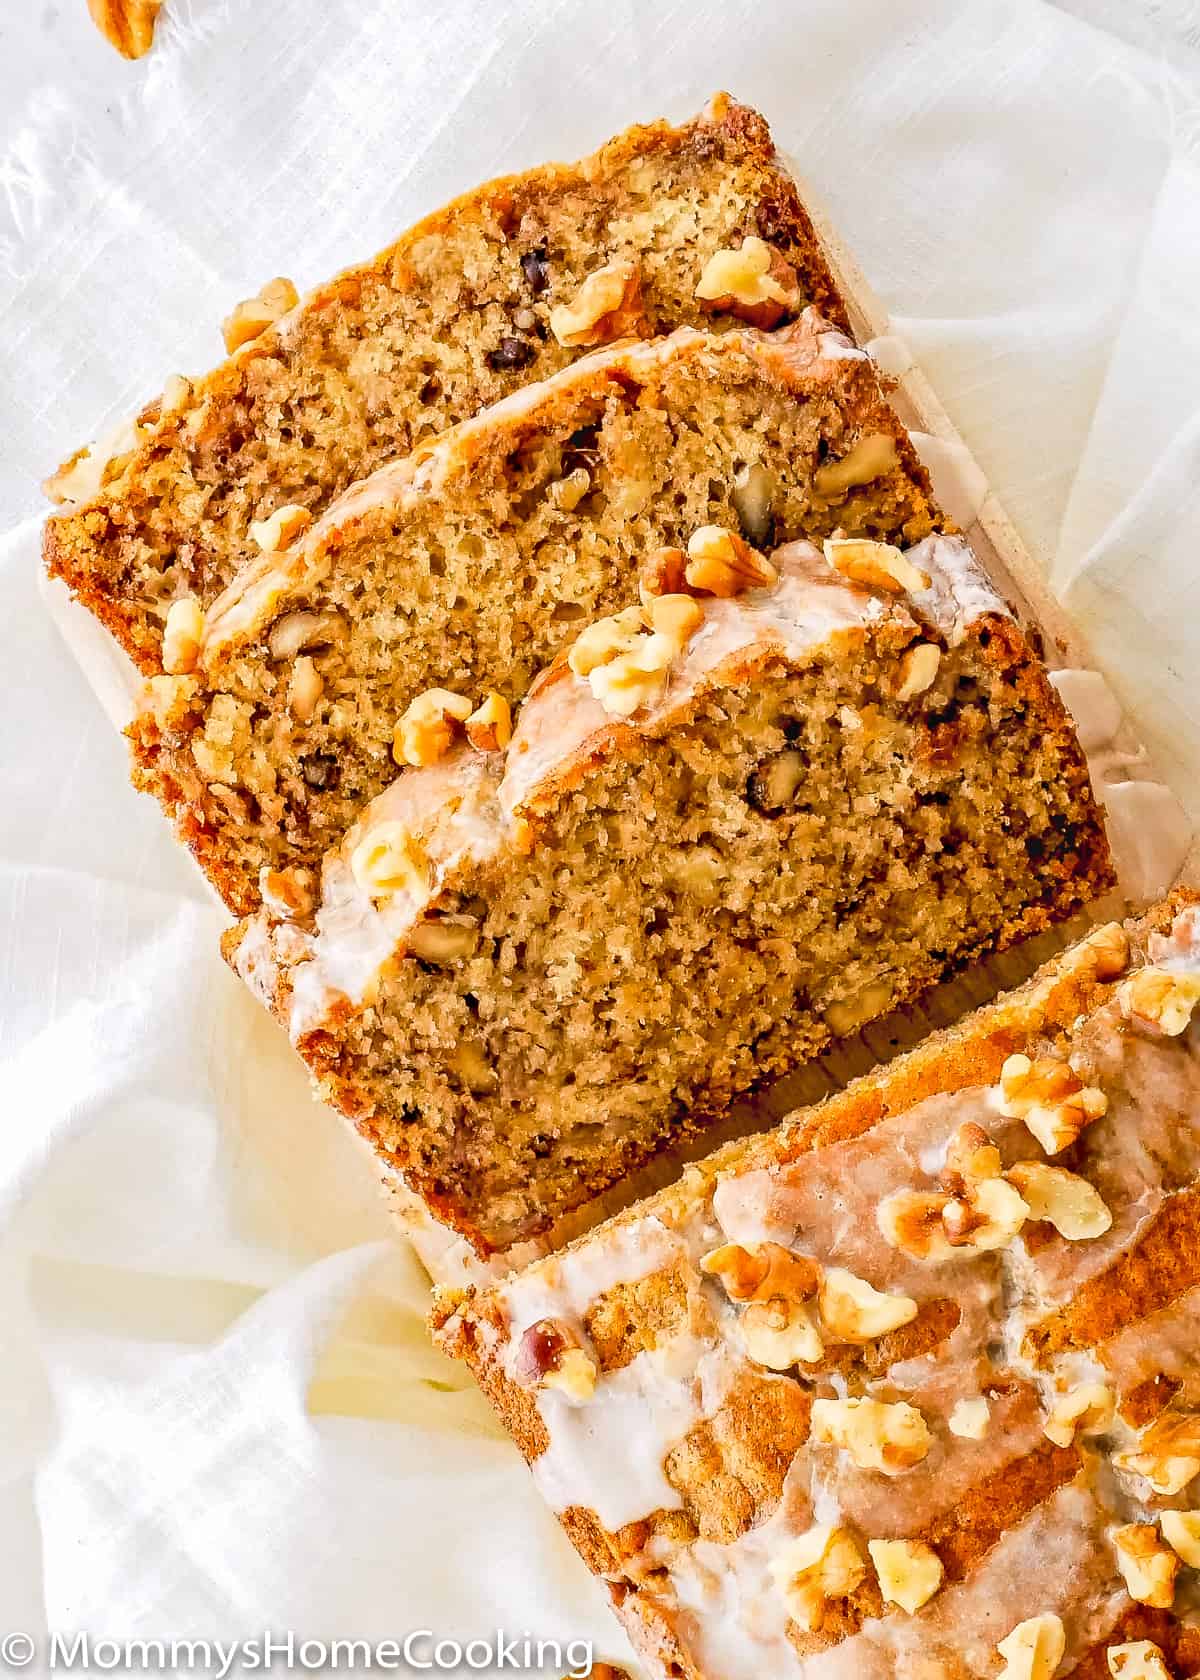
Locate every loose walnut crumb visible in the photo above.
<box><xmin>548</xmin><ymin>258</ymin><xmax>644</xmax><ymax>348</ymax></box>
<box><xmin>267</xmin><ymin>609</ymin><xmax>344</xmax><ymax>661</ymax></box>
<box><xmin>222</xmin><ymin>277</ymin><xmax>299</xmax><ymax>355</ymax></box>
<box><xmin>1159</xmin><ymin>1509</ymin><xmax>1200</xmax><ymax>1568</ymax></box>
<box><xmin>407</xmin><ymin>918</ymin><xmax>478</xmax><ymax>964</ymax></box>
<box><xmin>809</xmin><ymin>1396</ymin><xmax>932</xmax><ymax>1475</ymax></box>
<box><xmin>512</xmin><ymin>1318</ymin><xmax>598</xmax><ymax>1403</ymax></box>
<box><xmin>1006</xmin><ymin>1162</ymin><xmax>1112</xmax><ymax>1241</ymax></box>
<box><xmin>694</xmin><ymin>236</ymin><xmax>801</xmax><ymax>330</ymax></box>
<box><xmin>258</xmin><ymin>865</ymin><xmax>314</xmax><ymax>918</ymax></box>
<box><xmin>162</xmin><ymin>595</ymin><xmax>205</xmax><ymax>675</ymax></box>
<box><xmin>1082</xmin><ymin>921</ymin><xmax>1131</xmax><ymax>980</ymax></box>
<box><xmin>895</xmin><ymin>641</ymin><xmax>941</xmax><ymax>702</ymax></box>
<box><xmin>638</xmin><ymin>546</ymin><xmax>688</xmax><ymax>605</ymax></box>
<box><xmin>465</xmin><ymin>692</ymin><xmax>512</xmax><ymax>753</ymax></box>
<box><xmin>1043</xmin><ymin>1382</ymin><xmax>1114</xmax><ymax>1448</ymax></box>
<box><xmin>823</xmin><ymin>536</ymin><xmax>931</xmax><ymax>595</ymax></box>
<box><xmin>948</xmin><ymin>1397</ymin><xmax>990</xmax><ymax>1440</ymax></box>
<box><xmin>817</xmin><ymin>1267</ymin><xmax>918</xmax><ymax>1343</ymax></box>
<box><xmin>685</xmin><ymin>525</ymin><xmax>777</xmax><ymax>596</ymax></box>
<box><xmin>996</xmin><ymin>1614</ymin><xmax>1066</xmax><ymax>1680</ymax></box>
<box><xmin>87</xmin><ymin>0</ymin><xmax>161</xmax><ymax>59</ymax></box>
<box><xmin>288</xmin><ymin>655</ymin><xmax>324</xmax><ymax>722</ymax></box>
<box><xmin>1107</xmin><ymin>1642</ymin><xmax>1171</xmax><ymax>1680</ymax></box>
<box><xmin>349</xmin><ymin>821</ymin><xmax>429</xmax><ymax>900</ymax></box>
<box><xmin>995</xmin><ymin>1052</ymin><xmax>1108</xmax><ymax>1156</ymax></box>
<box><xmin>867</xmin><ymin>1538</ymin><xmax>944</xmax><ymax>1614</ymax></box>
<box><xmin>813</xmin><ymin>433</ymin><xmax>900</xmax><ymax>499</ymax></box>
<box><xmin>1111</xmin><ymin>1524</ymin><xmax>1179</xmax><ymax>1609</ymax></box>
<box><xmin>768</xmin><ymin>1525</ymin><xmax>866</xmax><ymax>1632</ymax></box>
<box><xmin>1114</xmin><ymin>1410</ymin><xmax>1200</xmax><ymax>1495</ymax></box>
<box><xmin>393</xmin><ymin>688</ymin><xmax>474</xmax><ymax>768</ymax></box>
<box><xmin>250</xmin><ymin>502</ymin><xmax>313</xmax><ymax>554</ymax></box>
<box><xmin>1118</xmin><ymin>966</ymin><xmax>1200</xmax><ymax>1037</ymax></box>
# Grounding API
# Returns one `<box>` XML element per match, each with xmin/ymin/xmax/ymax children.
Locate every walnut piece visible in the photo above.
<box><xmin>638</xmin><ymin>546</ymin><xmax>688</xmax><ymax>605</ymax></box>
<box><xmin>1111</xmin><ymin>1524</ymin><xmax>1179</xmax><ymax>1609</ymax></box>
<box><xmin>250</xmin><ymin>503</ymin><xmax>313</xmax><ymax>554</ymax></box>
<box><xmin>996</xmin><ymin>1614</ymin><xmax>1066</xmax><ymax>1680</ymax></box>
<box><xmin>349</xmin><ymin>821</ymin><xmax>428</xmax><ymax>900</ymax></box>
<box><xmin>823</xmin><ymin>536</ymin><xmax>931</xmax><ymax>595</ymax></box>
<box><xmin>87</xmin><ymin>0</ymin><xmax>161</xmax><ymax>59</ymax></box>
<box><xmin>876</xmin><ymin>1190</ymin><xmax>957</xmax><ymax>1262</ymax></box>
<box><xmin>393</xmin><ymin>688</ymin><xmax>474</xmax><ymax>768</ymax></box>
<box><xmin>813</xmin><ymin>434</ymin><xmax>900</xmax><ymax>499</ymax></box>
<box><xmin>996</xmin><ymin>1051</ymin><xmax>1108</xmax><ymax>1155</ymax></box>
<box><xmin>1118</xmin><ymin>966</ymin><xmax>1200</xmax><ymax>1037</ymax></box>
<box><xmin>699</xmin><ymin>1241</ymin><xmax>820</xmax><ymax>1305</ymax></box>
<box><xmin>694</xmin><ymin>236</ymin><xmax>801</xmax><ymax>330</ymax></box>
<box><xmin>809</xmin><ymin>1396</ymin><xmax>932</xmax><ymax>1475</ymax></box>
<box><xmin>288</xmin><ymin>656</ymin><xmax>324</xmax><ymax>723</ymax></box>
<box><xmin>567</xmin><ymin>599</ymin><xmax>701</xmax><ymax>719</ymax></box>
<box><xmin>1082</xmin><ymin>921</ymin><xmax>1131</xmax><ymax>980</ymax></box>
<box><xmin>644</xmin><ymin>593</ymin><xmax>704</xmax><ymax>645</ymax></box>
<box><xmin>162</xmin><ymin>595</ymin><xmax>205</xmax><ymax>675</ymax></box>
<box><xmin>895</xmin><ymin>642</ymin><xmax>941</xmax><ymax>702</ymax></box>
<box><xmin>222</xmin><ymin>277</ymin><xmax>299</xmax><ymax>355</ymax></box>
<box><xmin>948</xmin><ymin>1397</ymin><xmax>990</xmax><ymax>1439</ymax></box>
<box><xmin>1107</xmin><ymin>1642</ymin><xmax>1171</xmax><ymax>1680</ymax></box>
<box><xmin>942</xmin><ymin>1120</ymin><xmax>1003</xmax><ymax>1189</ymax></box>
<box><xmin>1043</xmin><ymin>1381</ymin><xmax>1114</xmax><ymax>1448</ymax></box>
<box><xmin>731</xmin><ymin>462</ymin><xmax>778</xmax><ymax>547</ymax></box>
<box><xmin>768</xmin><ymin>1525</ymin><xmax>866</xmax><ymax>1632</ymax></box>
<box><xmin>407</xmin><ymin>918</ymin><xmax>478</xmax><ymax>964</ymax></box>
<box><xmin>548</xmin><ymin>258</ymin><xmax>644</xmax><ymax>348</ymax></box>
<box><xmin>465</xmin><ymin>692</ymin><xmax>512</xmax><ymax>753</ymax></box>
<box><xmin>685</xmin><ymin>525</ymin><xmax>777</xmax><ymax>596</ymax></box>
<box><xmin>258</xmin><ymin>866</ymin><xmax>314</xmax><ymax>919</ymax></box>
<box><xmin>943</xmin><ymin>1175</ymin><xmax>1030</xmax><ymax>1251</ymax></box>
<box><xmin>512</xmin><ymin>1319</ymin><xmax>598</xmax><ymax>1403</ymax></box>
<box><xmin>867</xmin><ymin>1538</ymin><xmax>943</xmax><ymax>1614</ymax></box>
<box><xmin>267</xmin><ymin>609</ymin><xmax>344</xmax><ymax>661</ymax></box>
<box><xmin>739</xmin><ymin>1297</ymin><xmax>824</xmax><ymax>1369</ymax></box>
<box><xmin>1006</xmin><ymin>1162</ymin><xmax>1112</xmax><ymax>1241</ymax></box>
<box><xmin>547</xmin><ymin>467</ymin><xmax>591</xmax><ymax>512</ymax></box>
<box><xmin>817</xmin><ymin>1267</ymin><xmax>918</xmax><ymax>1343</ymax></box>
<box><xmin>1114</xmin><ymin>1410</ymin><xmax>1200</xmax><ymax>1495</ymax></box>
<box><xmin>1160</xmin><ymin>1509</ymin><xmax>1200</xmax><ymax>1567</ymax></box>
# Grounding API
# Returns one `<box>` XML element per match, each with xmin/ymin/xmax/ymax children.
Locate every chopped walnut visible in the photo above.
<box><xmin>586</xmin><ymin>632</ymin><xmax>676</xmax><ymax>718</ymax></box>
<box><xmin>222</xmin><ymin>277</ymin><xmax>299</xmax><ymax>355</ymax></box>
<box><xmin>809</xmin><ymin>1396</ymin><xmax>932</xmax><ymax>1475</ymax></box>
<box><xmin>250</xmin><ymin>502</ymin><xmax>313</xmax><ymax>554</ymax></box>
<box><xmin>1114</xmin><ymin>1410</ymin><xmax>1200</xmax><ymax>1495</ymax></box>
<box><xmin>267</xmin><ymin>609</ymin><xmax>344</xmax><ymax>661</ymax></box>
<box><xmin>548</xmin><ymin>258</ymin><xmax>644</xmax><ymax>348</ymax></box>
<box><xmin>749</xmin><ymin>749</ymin><xmax>806</xmax><ymax>813</ymax></box>
<box><xmin>638</xmin><ymin>546</ymin><xmax>688</xmax><ymax>605</ymax></box>
<box><xmin>876</xmin><ymin>1190</ymin><xmax>956</xmax><ymax>1262</ymax></box>
<box><xmin>996</xmin><ymin>1614</ymin><xmax>1066</xmax><ymax>1680</ymax></box>
<box><xmin>87</xmin><ymin>0</ymin><xmax>160</xmax><ymax>59</ymax></box>
<box><xmin>1006</xmin><ymin>1162</ymin><xmax>1112</xmax><ymax>1241</ymax></box>
<box><xmin>407</xmin><ymin>918</ymin><xmax>478</xmax><ymax>964</ymax></box>
<box><xmin>942</xmin><ymin>1176</ymin><xmax>1030</xmax><ymax>1252</ymax></box>
<box><xmin>731</xmin><ymin>461</ymin><xmax>778</xmax><ymax>547</ymax></box>
<box><xmin>1107</xmin><ymin>1642</ymin><xmax>1172</xmax><ymax>1680</ymax></box>
<box><xmin>1043</xmin><ymin>1382</ymin><xmax>1114</xmax><ymax>1448</ymax></box>
<box><xmin>1159</xmin><ymin>1509</ymin><xmax>1200</xmax><ymax>1568</ymax></box>
<box><xmin>1118</xmin><ymin>966</ymin><xmax>1200</xmax><ymax>1037</ymax></box>
<box><xmin>694</xmin><ymin>236</ymin><xmax>801</xmax><ymax>330</ymax></box>
<box><xmin>1082</xmin><ymin>921</ymin><xmax>1131</xmax><ymax>980</ymax></box>
<box><xmin>768</xmin><ymin>1525</ymin><xmax>866</xmax><ymax>1632</ymax></box>
<box><xmin>823</xmin><ymin>536</ymin><xmax>931</xmax><ymax>595</ymax></box>
<box><xmin>258</xmin><ymin>865</ymin><xmax>314</xmax><ymax>918</ymax></box>
<box><xmin>948</xmin><ymin>1397</ymin><xmax>990</xmax><ymax>1439</ymax></box>
<box><xmin>813</xmin><ymin>434</ymin><xmax>900</xmax><ymax>500</ymax></box>
<box><xmin>941</xmin><ymin>1121</ymin><xmax>1003</xmax><ymax>1190</ymax></box>
<box><xmin>512</xmin><ymin>1318</ymin><xmax>598</xmax><ymax>1403</ymax></box>
<box><xmin>995</xmin><ymin>1052</ymin><xmax>1108</xmax><ymax>1155</ymax></box>
<box><xmin>465</xmin><ymin>692</ymin><xmax>512</xmax><ymax>753</ymax></box>
<box><xmin>867</xmin><ymin>1538</ymin><xmax>944</xmax><ymax>1614</ymax></box>
<box><xmin>160</xmin><ymin>374</ymin><xmax>192</xmax><ymax>415</ymax></box>
<box><xmin>895</xmin><ymin>642</ymin><xmax>941</xmax><ymax>702</ymax></box>
<box><xmin>547</xmin><ymin>467</ymin><xmax>592</xmax><ymax>512</ymax></box>
<box><xmin>567</xmin><ymin>600</ymin><xmax>699</xmax><ymax>720</ymax></box>
<box><xmin>685</xmin><ymin>525</ymin><xmax>777</xmax><ymax>597</ymax></box>
<box><xmin>817</xmin><ymin>1267</ymin><xmax>918</xmax><ymax>1343</ymax></box>
<box><xmin>739</xmin><ymin>1296</ymin><xmax>824</xmax><ymax>1369</ymax></box>
<box><xmin>644</xmin><ymin>592</ymin><xmax>704</xmax><ymax>645</ymax></box>
<box><xmin>393</xmin><ymin>688</ymin><xmax>474</xmax><ymax>768</ymax></box>
<box><xmin>700</xmin><ymin>1241</ymin><xmax>820</xmax><ymax>1305</ymax></box>
<box><xmin>349</xmin><ymin>821</ymin><xmax>429</xmax><ymax>900</ymax></box>
<box><xmin>567</xmin><ymin>607</ymin><xmax>646</xmax><ymax>678</ymax></box>
<box><xmin>1111</xmin><ymin>1524</ymin><xmax>1179</xmax><ymax>1609</ymax></box>
<box><xmin>162</xmin><ymin>595</ymin><xmax>205</xmax><ymax>675</ymax></box>
<box><xmin>288</xmin><ymin>656</ymin><xmax>324</xmax><ymax>722</ymax></box>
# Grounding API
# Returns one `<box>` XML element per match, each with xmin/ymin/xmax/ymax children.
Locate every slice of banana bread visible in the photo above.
<box><xmin>434</xmin><ymin>897</ymin><xmax>1200</xmax><ymax>1680</ymax></box>
<box><xmin>43</xmin><ymin>94</ymin><xmax>848</xmax><ymax>672</ymax></box>
<box><xmin>225</xmin><ymin>533</ymin><xmax>1112</xmax><ymax>1256</ymax></box>
<box><xmin>127</xmin><ymin>316</ymin><xmax>944</xmax><ymax>915</ymax></box>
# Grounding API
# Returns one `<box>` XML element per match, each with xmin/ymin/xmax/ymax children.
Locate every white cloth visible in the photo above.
<box><xmin>2</xmin><ymin>1</ymin><xmax>1199</xmax><ymax>1673</ymax></box>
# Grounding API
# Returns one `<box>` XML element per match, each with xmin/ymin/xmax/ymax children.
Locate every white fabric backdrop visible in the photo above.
<box><xmin>2</xmin><ymin>1</ymin><xmax>1200</xmax><ymax>1674</ymax></box>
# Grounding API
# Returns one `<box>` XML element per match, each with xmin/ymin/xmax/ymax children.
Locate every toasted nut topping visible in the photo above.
<box><xmin>394</xmin><ymin>688</ymin><xmax>474</xmax><ymax>768</ymax></box>
<box><xmin>768</xmin><ymin>1525</ymin><xmax>866</xmax><ymax>1632</ymax></box>
<box><xmin>823</xmin><ymin>536</ymin><xmax>931</xmax><ymax>595</ymax></box>
<box><xmin>1006</xmin><ymin>1162</ymin><xmax>1112</xmax><ymax>1241</ymax></box>
<box><xmin>995</xmin><ymin>1052</ymin><xmax>1108</xmax><ymax>1156</ymax></box>
<box><xmin>268</xmin><ymin>609</ymin><xmax>344</xmax><ymax>661</ymax></box>
<box><xmin>1111</xmin><ymin>1524</ymin><xmax>1179</xmax><ymax>1609</ymax></box>
<box><xmin>1107</xmin><ymin>1642</ymin><xmax>1171</xmax><ymax>1680</ymax></box>
<box><xmin>1119</xmin><ymin>967</ymin><xmax>1200</xmax><ymax>1036</ymax></box>
<box><xmin>809</xmin><ymin>1396</ymin><xmax>932</xmax><ymax>1475</ymax></box>
<box><xmin>547</xmin><ymin>467</ymin><xmax>592</xmax><ymax>512</ymax></box>
<box><xmin>1160</xmin><ymin>1509</ymin><xmax>1200</xmax><ymax>1567</ymax></box>
<box><xmin>512</xmin><ymin>1318</ymin><xmax>598</xmax><ymax>1402</ymax></box>
<box><xmin>942</xmin><ymin>1175</ymin><xmax>1030</xmax><ymax>1251</ymax></box>
<box><xmin>638</xmin><ymin>546</ymin><xmax>688</xmax><ymax>605</ymax></box>
<box><xmin>162</xmin><ymin>595</ymin><xmax>205</xmax><ymax>675</ymax></box>
<box><xmin>350</xmin><ymin>822</ymin><xmax>428</xmax><ymax>900</ymax></box>
<box><xmin>694</xmin><ymin>236</ymin><xmax>800</xmax><ymax>330</ymax></box>
<box><xmin>948</xmin><ymin>1397</ymin><xmax>991</xmax><ymax>1439</ymax></box>
<box><xmin>1043</xmin><ymin>1382</ymin><xmax>1114</xmax><ymax>1448</ymax></box>
<box><xmin>1115</xmin><ymin>1411</ymin><xmax>1200</xmax><ymax>1495</ymax></box>
<box><xmin>896</xmin><ymin>641</ymin><xmax>941</xmax><ymax>701</ymax></box>
<box><xmin>407</xmin><ymin>918</ymin><xmax>478</xmax><ymax>964</ymax></box>
<box><xmin>942</xmin><ymin>1120</ymin><xmax>1003</xmax><ymax>1189</ymax></box>
<box><xmin>740</xmin><ymin>1296</ymin><xmax>824</xmax><ymax>1369</ymax></box>
<box><xmin>996</xmin><ymin>1614</ymin><xmax>1066</xmax><ymax>1680</ymax></box>
<box><xmin>258</xmin><ymin>866</ymin><xmax>314</xmax><ymax>919</ymax></box>
<box><xmin>288</xmin><ymin>656</ymin><xmax>324</xmax><ymax>723</ymax></box>
<box><xmin>87</xmin><ymin>0</ymin><xmax>160</xmax><ymax>58</ymax></box>
<box><xmin>813</xmin><ymin>433</ymin><xmax>901</xmax><ymax>499</ymax></box>
<box><xmin>222</xmin><ymin>277</ymin><xmax>299</xmax><ymax>355</ymax></box>
<box><xmin>549</xmin><ymin>258</ymin><xmax>644</xmax><ymax>348</ymax></box>
<box><xmin>877</xmin><ymin>1190</ymin><xmax>956</xmax><ymax>1262</ymax></box>
<box><xmin>586</xmin><ymin>634</ymin><xmax>676</xmax><ymax>717</ymax></box>
<box><xmin>644</xmin><ymin>593</ymin><xmax>704</xmax><ymax>645</ymax></box>
<box><xmin>867</xmin><ymin>1538</ymin><xmax>943</xmax><ymax>1614</ymax></box>
<box><xmin>701</xmin><ymin>1241</ymin><xmax>820</xmax><ymax>1304</ymax></box>
<box><xmin>568</xmin><ymin>602</ymin><xmax>699</xmax><ymax>719</ymax></box>
<box><xmin>1082</xmin><ymin>921</ymin><xmax>1131</xmax><ymax>980</ymax></box>
<box><xmin>250</xmin><ymin>502</ymin><xmax>313</xmax><ymax>554</ymax></box>
<box><xmin>731</xmin><ymin>461</ymin><xmax>778</xmax><ymax>547</ymax></box>
<box><xmin>818</xmin><ymin>1267</ymin><xmax>918</xmax><ymax>1343</ymax></box>
<box><xmin>465</xmin><ymin>692</ymin><xmax>512</xmax><ymax>753</ymax></box>
<box><xmin>567</xmin><ymin>607</ymin><xmax>646</xmax><ymax>678</ymax></box>
<box><xmin>685</xmin><ymin>525</ymin><xmax>777</xmax><ymax>597</ymax></box>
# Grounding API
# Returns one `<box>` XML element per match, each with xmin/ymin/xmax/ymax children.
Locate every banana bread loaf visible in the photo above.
<box><xmin>226</xmin><ymin>532</ymin><xmax>1111</xmax><ymax>1256</ymax></box>
<box><xmin>43</xmin><ymin>94</ymin><xmax>848</xmax><ymax>672</ymax></box>
<box><xmin>435</xmin><ymin>897</ymin><xmax>1200</xmax><ymax>1680</ymax></box>
<box><xmin>127</xmin><ymin>315</ymin><xmax>944</xmax><ymax>915</ymax></box>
